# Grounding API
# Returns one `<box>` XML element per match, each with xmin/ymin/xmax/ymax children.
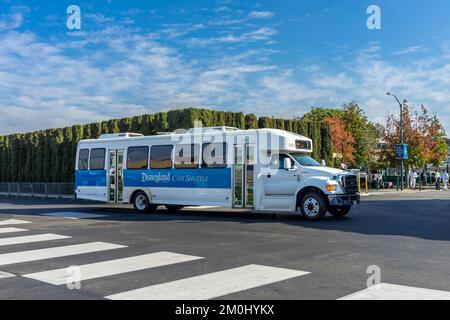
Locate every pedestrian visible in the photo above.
<box><xmin>421</xmin><ymin>171</ymin><xmax>427</xmax><ymax>187</ymax></box>
<box><xmin>435</xmin><ymin>171</ymin><xmax>441</xmax><ymax>191</ymax></box>
<box><xmin>442</xmin><ymin>171</ymin><xmax>449</xmax><ymax>191</ymax></box>
<box><xmin>407</xmin><ymin>170</ymin><xmax>412</xmax><ymax>189</ymax></box>
<box><xmin>411</xmin><ymin>171</ymin><xmax>418</xmax><ymax>190</ymax></box>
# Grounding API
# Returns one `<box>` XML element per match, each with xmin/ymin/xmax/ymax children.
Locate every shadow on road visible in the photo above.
<box><xmin>0</xmin><ymin>195</ymin><xmax>449</xmax><ymax>242</ymax></box>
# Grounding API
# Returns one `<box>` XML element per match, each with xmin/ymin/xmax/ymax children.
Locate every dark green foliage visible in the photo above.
<box><xmin>0</xmin><ymin>108</ymin><xmax>333</xmax><ymax>182</ymax></box>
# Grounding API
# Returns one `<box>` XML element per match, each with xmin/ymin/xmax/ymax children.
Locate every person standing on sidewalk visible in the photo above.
<box><xmin>411</xmin><ymin>171</ymin><xmax>418</xmax><ymax>190</ymax></box>
<box><xmin>442</xmin><ymin>171</ymin><xmax>449</xmax><ymax>191</ymax></box>
<box><xmin>435</xmin><ymin>171</ymin><xmax>441</xmax><ymax>190</ymax></box>
<box><xmin>407</xmin><ymin>170</ymin><xmax>412</xmax><ymax>189</ymax></box>
<box><xmin>421</xmin><ymin>171</ymin><xmax>427</xmax><ymax>187</ymax></box>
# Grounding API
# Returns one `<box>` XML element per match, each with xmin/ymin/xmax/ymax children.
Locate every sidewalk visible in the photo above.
<box><xmin>361</xmin><ymin>187</ymin><xmax>448</xmax><ymax>197</ymax></box>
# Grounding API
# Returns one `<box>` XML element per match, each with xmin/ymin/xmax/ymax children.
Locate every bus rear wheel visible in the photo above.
<box><xmin>328</xmin><ymin>206</ymin><xmax>351</xmax><ymax>218</ymax></box>
<box><xmin>133</xmin><ymin>191</ymin><xmax>157</xmax><ymax>213</ymax></box>
<box><xmin>299</xmin><ymin>192</ymin><xmax>327</xmax><ymax>221</ymax></box>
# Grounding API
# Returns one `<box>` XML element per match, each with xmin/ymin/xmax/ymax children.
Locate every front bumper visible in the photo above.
<box><xmin>328</xmin><ymin>193</ymin><xmax>360</xmax><ymax>206</ymax></box>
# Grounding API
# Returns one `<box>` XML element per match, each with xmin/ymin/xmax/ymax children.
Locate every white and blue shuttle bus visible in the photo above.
<box><xmin>75</xmin><ymin>126</ymin><xmax>359</xmax><ymax>220</ymax></box>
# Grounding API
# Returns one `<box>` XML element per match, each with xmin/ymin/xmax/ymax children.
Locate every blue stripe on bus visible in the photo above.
<box><xmin>123</xmin><ymin>168</ymin><xmax>231</xmax><ymax>189</ymax></box>
<box><xmin>75</xmin><ymin>170</ymin><xmax>107</xmax><ymax>188</ymax></box>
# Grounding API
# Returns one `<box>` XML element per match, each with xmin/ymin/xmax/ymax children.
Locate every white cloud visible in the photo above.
<box><xmin>0</xmin><ymin>6</ymin><xmax>29</xmax><ymax>31</ymax></box>
<box><xmin>187</xmin><ymin>27</ymin><xmax>277</xmax><ymax>46</ymax></box>
<box><xmin>249</xmin><ymin>11</ymin><xmax>274</xmax><ymax>19</ymax></box>
<box><xmin>392</xmin><ymin>46</ymin><xmax>429</xmax><ymax>55</ymax></box>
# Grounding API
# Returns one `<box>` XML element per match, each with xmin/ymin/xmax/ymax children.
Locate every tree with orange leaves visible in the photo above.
<box><xmin>324</xmin><ymin>116</ymin><xmax>356</xmax><ymax>166</ymax></box>
<box><xmin>382</xmin><ymin>104</ymin><xmax>447</xmax><ymax>168</ymax></box>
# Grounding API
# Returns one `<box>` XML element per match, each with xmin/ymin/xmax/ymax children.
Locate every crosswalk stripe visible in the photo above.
<box><xmin>23</xmin><ymin>251</ymin><xmax>203</xmax><ymax>285</ymax></box>
<box><xmin>0</xmin><ymin>242</ymin><xmax>126</xmax><ymax>266</ymax></box>
<box><xmin>0</xmin><ymin>227</ymin><xmax>28</xmax><ymax>234</ymax></box>
<box><xmin>0</xmin><ymin>271</ymin><xmax>15</xmax><ymax>279</ymax></box>
<box><xmin>339</xmin><ymin>283</ymin><xmax>450</xmax><ymax>300</ymax></box>
<box><xmin>106</xmin><ymin>264</ymin><xmax>309</xmax><ymax>300</ymax></box>
<box><xmin>0</xmin><ymin>219</ymin><xmax>32</xmax><ymax>226</ymax></box>
<box><xmin>0</xmin><ymin>234</ymin><xmax>71</xmax><ymax>247</ymax></box>
<box><xmin>40</xmin><ymin>212</ymin><xmax>107</xmax><ymax>219</ymax></box>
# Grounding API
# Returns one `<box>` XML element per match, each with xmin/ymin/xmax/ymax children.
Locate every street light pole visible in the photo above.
<box><xmin>387</xmin><ymin>93</ymin><xmax>407</xmax><ymax>190</ymax></box>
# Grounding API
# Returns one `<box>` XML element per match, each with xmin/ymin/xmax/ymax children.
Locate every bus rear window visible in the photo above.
<box><xmin>78</xmin><ymin>149</ymin><xmax>89</xmax><ymax>170</ymax></box>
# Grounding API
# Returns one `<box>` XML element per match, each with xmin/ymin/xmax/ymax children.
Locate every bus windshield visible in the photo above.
<box><xmin>289</xmin><ymin>153</ymin><xmax>321</xmax><ymax>167</ymax></box>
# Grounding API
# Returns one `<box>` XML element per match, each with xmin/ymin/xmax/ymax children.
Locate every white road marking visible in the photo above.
<box><xmin>0</xmin><ymin>219</ymin><xmax>32</xmax><ymax>226</ymax></box>
<box><xmin>0</xmin><ymin>271</ymin><xmax>16</xmax><ymax>279</ymax></box>
<box><xmin>339</xmin><ymin>283</ymin><xmax>450</xmax><ymax>300</ymax></box>
<box><xmin>40</xmin><ymin>212</ymin><xmax>107</xmax><ymax>219</ymax></box>
<box><xmin>0</xmin><ymin>242</ymin><xmax>126</xmax><ymax>266</ymax></box>
<box><xmin>106</xmin><ymin>264</ymin><xmax>309</xmax><ymax>300</ymax></box>
<box><xmin>0</xmin><ymin>234</ymin><xmax>71</xmax><ymax>247</ymax></box>
<box><xmin>0</xmin><ymin>227</ymin><xmax>28</xmax><ymax>234</ymax></box>
<box><xmin>24</xmin><ymin>251</ymin><xmax>203</xmax><ymax>285</ymax></box>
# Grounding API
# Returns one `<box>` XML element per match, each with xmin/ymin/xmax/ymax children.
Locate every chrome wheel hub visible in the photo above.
<box><xmin>303</xmin><ymin>197</ymin><xmax>320</xmax><ymax>217</ymax></box>
<box><xmin>135</xmin><ymin>194</ymin><xmax>147</xmax><ymax>211</ymax></box>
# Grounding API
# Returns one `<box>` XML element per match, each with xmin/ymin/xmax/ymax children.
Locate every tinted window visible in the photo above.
<box><xmin>202</xmin><ymin>143</ymin><xmax>227</xmax><ymax>168</ymax></box>
<box><xmin>175</xmin><ymin>144</ymin><xmax>200</xmax><ymax>169</ymax></box>
<box><xmin>271</xmin><ymin>154</ymin><xmax>290</xmax><ymax>170</ymax></box>
<box><xmin>150</xmin><ymin>145</ymin><xmax>173</xmax><ymax>169</ymax></box>
<box><xmin>78</xmin><ymin>149</ymin><xmax>89</xmax><ymax>170</ymax></box>
<box><xmin>290</xmin><ymin>153</ymin><xmax>321</xmax><ymax>167</ymax></box>
<box><xmin>127</xmin><ymin>146</ymin><xmax>149</xmax><ymax>170</ymax></box>
<box><xmin>90</xmin><ymin>148</ymin><xmax>106</xmax><ymax>170</ymax></box>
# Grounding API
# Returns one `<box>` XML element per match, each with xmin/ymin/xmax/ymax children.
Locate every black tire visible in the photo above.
<box><xmin>328</xmin><ymin>206</ymin><xmax>351</xmax><ymax>217</ymax></box>
<box><xmin>133</xmin><ymin>191</ymin><xmax>157</xmax><ymax>213</ymax></box>
<box><xmin>299</xmin><ymin>192</ymin><xmax>328</xmax><ymax>221</ymax></box>
<box><xmin>165</xmin><ymin>205</ymin><xmax>184</xmax><ymax>213</ymax></box>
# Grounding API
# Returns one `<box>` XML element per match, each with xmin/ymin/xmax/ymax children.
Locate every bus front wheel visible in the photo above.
<box><xmin>299</xmin><ymin>192</ymin><xmax>327</xmax><ymax>221</ymax></box>
<box><xmin>133</xmin><ymin>191</ymin><xmax>157</xmax><ymax>213</ymax></box>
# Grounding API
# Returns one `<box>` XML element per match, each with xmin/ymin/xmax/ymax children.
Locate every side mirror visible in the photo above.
<box><xmin>283</xmin><ymin>158</ymin><xmax>293</xmax><ymax>170</ymax></box>
<box><xmin>341</xmin><ymin>163</ymin><xmax>348</xmax><ymax>170</ymax></box>
<box><xmin>321</xmin><ymin>159</ymin><xmax>326</xmax><ymax>166</ymax></box>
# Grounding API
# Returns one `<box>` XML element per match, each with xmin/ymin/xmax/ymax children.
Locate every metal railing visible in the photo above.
<box><xmin>0</xmin><ymin>182</ymin><xmax>75</xmax><ymax>199</ymax></box>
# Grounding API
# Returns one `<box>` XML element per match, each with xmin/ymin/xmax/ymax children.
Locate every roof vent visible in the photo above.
<box><xmin>98</xmin><ymin>132</ymin><xmax>144</xmax><ymax>139</ymax></box>
<box><xmin>187</xmin><ymin>126</ymin><xmax>240</xmax><ymax>133</ymax></box>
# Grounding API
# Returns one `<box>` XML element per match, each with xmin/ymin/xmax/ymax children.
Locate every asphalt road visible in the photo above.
<box><xmin>0</xmin><ymin>190</ymin><xmax>449</xmax><ymax>300</ymax></box>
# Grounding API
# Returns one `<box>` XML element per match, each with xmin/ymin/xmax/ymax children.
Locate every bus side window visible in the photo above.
<box><xmin>175</xmin><ymin>144</ymin><xmax>200</xmax><ymax>169</ymax></box>
<box><xmin>202</xmin><ymin>142</ymin><xmax>227</xmax><ymax>168</ymax></box>
<box><xmin>150</xmin><ymin>145</ymin><xmax>173</xmax><ymax>169</ymax></box>
<box><xmin>271</xmin><ymin>154</ymin><xmax>289</xmax><ymax>170</ymax></box>
<box><xmin>127</xmin><ymin>146</ymin><xmax>149</xmax><ymax>170</ymax></box>
<box><xmin>90</xmin><ymin>148</ymin><xmax>106</xmax><ymax>170</ymax></box>
<box><xmin>78</xmin><ymin>149</ymin><xmax>89</xmax><ymax>170</ymax></box>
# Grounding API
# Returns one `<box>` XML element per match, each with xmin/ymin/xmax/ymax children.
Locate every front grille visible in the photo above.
<box><xmin>343</xmin><ymin>175</ymin><xmax>358</xmax><ymax>194</ymax></box>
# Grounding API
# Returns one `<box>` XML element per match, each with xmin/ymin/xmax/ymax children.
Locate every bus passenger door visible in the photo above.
<box><xmin>233</xmin><ymin>144</ymin><xmax>255</xmax><ymax>208</ymax></box>
<box><xmin>108</xmin><ymin>149</ymin><xmax>124</xmax><ymax>203</ymax></box>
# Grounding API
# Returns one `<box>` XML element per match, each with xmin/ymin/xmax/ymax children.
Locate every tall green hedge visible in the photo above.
<box><xmin>0</xmin><ymin>108</ymin><xmax>333</xmax><ymax>183</ymax></box>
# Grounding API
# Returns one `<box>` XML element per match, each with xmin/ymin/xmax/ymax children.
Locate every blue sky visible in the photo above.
<box><xmin>1</xmin><ymin>0</ymin><xmax>450</xmax><ymax>135</ymax></box>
